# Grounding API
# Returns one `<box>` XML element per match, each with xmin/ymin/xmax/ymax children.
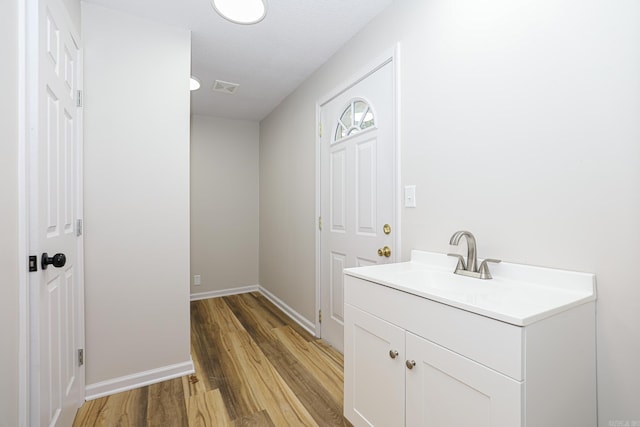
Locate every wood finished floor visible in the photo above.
<box><xmin>73</xmin><ymin>293</ymin><xmax>352</xmax><ymax>426</ymax></box>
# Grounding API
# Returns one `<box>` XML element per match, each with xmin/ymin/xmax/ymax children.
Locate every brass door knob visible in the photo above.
<box><xmin>377</xmin><ymin>246</ymin><xmax>391</xmax><ymax>257</ymax></box>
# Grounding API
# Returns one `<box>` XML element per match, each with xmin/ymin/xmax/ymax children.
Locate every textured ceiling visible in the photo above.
<box><xmin>82</xmin><ymin>0</ymin><xmax>394</xmax><ymax>120</ymax></box>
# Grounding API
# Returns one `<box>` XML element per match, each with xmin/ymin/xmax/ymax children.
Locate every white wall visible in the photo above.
<box><xmin>260</xmin><ymin>96</ymin><xmax>318</xmax><ymax>320</ymax></box>
<box><xmin>62</xmin><ymin>0</ymin><xmax>80</xmax><ymax>27</ymax></box>
<box><xmin>259</xmin><ymin>0</ymin><xmax>640</xmax><ymax>423</ymax></box>
<box><xmin>82</xmin><ymin>3</ymin><xmax>192</xmax><ymax>389</ymax></box>
<box><xmin>0</xmin><ymin>0</ymin><xmax>20</xmax><ymax>425</ymax></box>
<box><xmin>190</xmin><ymin>115</ymin><xmax>259</xmax><ymax>295</ymax></box>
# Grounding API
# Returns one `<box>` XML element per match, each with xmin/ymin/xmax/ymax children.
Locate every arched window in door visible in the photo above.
<box><xmin>333</xmin><ymin>98</ymin><xmax>375</xmax><ymax>142</ymax></box>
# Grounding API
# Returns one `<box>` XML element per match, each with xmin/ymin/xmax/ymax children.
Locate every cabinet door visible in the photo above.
<box><xmin>344</xmin><ymin>304</ymin><xmax>405</xmax><ymax>426</ymax></box>
<box><xmin>405</xmin><ymin>332</ymin><xmax>522</xmax><ymax>427</ymax></box>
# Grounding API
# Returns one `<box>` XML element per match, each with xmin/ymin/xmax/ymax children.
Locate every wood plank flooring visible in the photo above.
<box><xmin>73</xmin><ymin>293</ymin><xmax>352</xmax><ymax>426</ymax></box>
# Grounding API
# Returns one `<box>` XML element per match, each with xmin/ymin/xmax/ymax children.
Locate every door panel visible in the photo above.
<box><xmin>63</xmin><ymin>267</ymin><xmax>76</xmax><ymax>395</ymax></box>
<box><xmin>330</xmin><ymin>252</ymin><xmax>346</xmax><ymax>324</ymax></box>
<box><xmin>63</xmin><ymin>109</ymin><xmax>75</xmax><ymax>233</ymax></box>
<box><xmin>320</xmin><ymin>60</ymin><xmax>395</xmax><ymax>352</ymax></box>
<box><xmin>355</xmin><ymin>137</ymin><xmax>377</xmax><ymax>235</ymax></box>
<box><xmin>45</xmin><ymin>86</ymin><xmax>60</xmax><ymax>235</ymax></box>
<box><xmin>330</xmin><ymin>148</ymin><xmax>347</xmax><ymax>232</ymax></box>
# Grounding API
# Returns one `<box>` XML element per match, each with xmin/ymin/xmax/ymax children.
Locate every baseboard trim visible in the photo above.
<box><xmin>190</xmin><ymin>285</ymin><xmax>260</xmax><ymax>301</ymax></box>
<box><xmin>258</xmin><ymin>286</ymin><xmax>317</xmax><ymax>336</ymax></box>
<box><xmin>190</xmin><ymin>285</ymin><xmax>317</xmax><ymax>337</ymax></box>
<box><xmin>85</xmin><ymin>359</ymin><xmax>195</xmax><ymax>401</ymax></box>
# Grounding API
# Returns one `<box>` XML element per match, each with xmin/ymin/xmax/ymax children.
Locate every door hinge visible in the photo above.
<box><xmin>76</xmin><ymin>219</ymin><xmax>83</xmax><ymax>236</ymax></box>
<box><xmin>76</xmin><ymin>90</ymin><xmax>83</xmax><ymax>107</ymax></box>
<box><xmin>318</xmin><ymin>310</ymin><xmax>322</xmax><ymax>323</ymax></box>
<box><xmin>318</xmin><ymin>216</ymin><xmax>322</xmax><ymax>231</ymax></box>
<box><xmin>78</xmin><ymin>349</ymin><xmax>84</xmax><ymax>366</ymax></box>
<box><xmin>29</xmin><ymin>255</ymin><xmax>38</xmax><ymax>272</ymax></box>
<box><xmin>318</xmin><ymin>122</ymin><xmax>322</xmax><ymax>138</ymax></box>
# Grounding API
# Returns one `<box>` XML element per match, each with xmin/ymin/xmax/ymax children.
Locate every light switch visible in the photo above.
<box><xmin>404</xmin><ymin>185</ymin><xmax>416</xmax><ymax>208</ymax></box>
<box><xmin>194</xmin><ymin>275</ymin><xmax>201</xmax><ymax>286</ymax></box>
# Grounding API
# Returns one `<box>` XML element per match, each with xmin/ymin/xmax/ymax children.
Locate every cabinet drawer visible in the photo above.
<box><xmin>345</xmin><ymin>275</ymin><xmax>524</xmax><ymax>380</ymax></box>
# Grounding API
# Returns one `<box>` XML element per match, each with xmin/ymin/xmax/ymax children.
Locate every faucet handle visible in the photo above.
<box><xmin>447</xmin><ymin>253</ymin><xmax>466</xmax><ymax>272</ymax></box>
<box><xmin>478</xmin><ymin>258</ymin><xmax>501</xmax><ymax>279</ymax></box>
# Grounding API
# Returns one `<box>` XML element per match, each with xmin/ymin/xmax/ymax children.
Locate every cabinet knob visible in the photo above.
<box><xmin>406</xmin><ymin>360</ymin><xmax>416</xmax><ymax>369</ymax></box>
<box><xmin>389</xmin><ymin>350</ymin><xmax>399</xmax><ymax>359</ymax></box>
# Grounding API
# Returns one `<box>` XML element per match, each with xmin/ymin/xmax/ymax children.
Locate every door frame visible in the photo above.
<box><xmin>18</xmin><ymin>0</ymin><xmax>85</xmax><ymax>424</ymax></box>
<box><xmin>314</xmin><ymin>44</ymin><xmax>402</xmax><ymax>338</ymax></box>
<box><xmin>18</xmin><ymin>0</ymin><xmax>29</xmax><ymax>424</ymax></box>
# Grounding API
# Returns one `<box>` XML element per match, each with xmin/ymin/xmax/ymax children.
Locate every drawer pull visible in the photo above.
<box><xmin>406</xmin><ymin>360</ymin><xmax>416</xmax><ymax>369</ymax></box>
<box><xmin>389</xmin><ymin>350</ymin><xmax>399</xmax><ymax>359</ymax></box>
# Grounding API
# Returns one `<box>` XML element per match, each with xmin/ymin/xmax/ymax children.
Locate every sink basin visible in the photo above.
<box><xmin>343</xmin><ymin>250</ymin><xmax>596</xmax><ymax>326</ymax></box>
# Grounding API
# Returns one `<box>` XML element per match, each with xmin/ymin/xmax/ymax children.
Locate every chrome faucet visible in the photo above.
<box><xmin>449</xmin><ymin>230</ymin><xmax>478</xmax><ymax>272</ymax></box>
<box><xmin>447</xmin><ymin>231</ymin><xmax>500</xmax><ymax>279</ymax></box>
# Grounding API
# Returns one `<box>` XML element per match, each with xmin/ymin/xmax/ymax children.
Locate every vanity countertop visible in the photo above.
<box><xmin>343</xmin><ymin>250</ymin><xmax>596</xmax><ymax>326</ymax></box>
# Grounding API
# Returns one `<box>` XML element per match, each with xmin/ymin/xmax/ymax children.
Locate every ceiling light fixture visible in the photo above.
<box><xmin>190</xmin><ymin>76</ymin><xmax>201</xmax><ymax>91</ymax></box>
<box><xmin>211</xmin><ymin>0</ymin><xmax>267</xmax><ymax>25</ymax></box>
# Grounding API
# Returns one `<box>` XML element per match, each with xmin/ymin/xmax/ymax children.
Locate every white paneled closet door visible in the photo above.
<box><xmin>30</xmin><ymin>0</ymin><xmax>84</xmax><ymax>424</ymax></box>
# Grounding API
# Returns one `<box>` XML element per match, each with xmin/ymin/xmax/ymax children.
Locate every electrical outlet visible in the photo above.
<box><xmin>194</xmin><ymin>275</ymin><xmax>201</xmax><ymax>286</ymax></box>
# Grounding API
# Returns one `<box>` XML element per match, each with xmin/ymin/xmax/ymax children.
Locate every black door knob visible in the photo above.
<box><xmin>41</xmin><ymin>253</ymin><xmax>66</xmax><ymax>270</ymax></box>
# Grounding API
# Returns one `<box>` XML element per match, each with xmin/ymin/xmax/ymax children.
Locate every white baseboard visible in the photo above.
<box><xmin>190</xmin><ymin>285</ymin><xmax>259</xmax><ymax>301</ymax></box>
<box><xmin>85</xmin><ymin>359</ymin><xmax>194</xmax><ymax>401</ymax></box>
<box><xmin>190</xmin><ymin>284</ymin><xmax>317</xmax><ymax>336</ymax></box>
<box><xmin>258</xmin><ymin>286</ymin><xmax>317</xmax><ymax>336</ymax></box>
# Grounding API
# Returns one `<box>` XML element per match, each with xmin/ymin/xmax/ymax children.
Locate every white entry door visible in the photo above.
<box><xmin>319</xmin><ymin>59</ymin><xmax>396</xmax><ymax>352</ymax></box>
<box><xmin>29</xmin><ymin>0</ymin><xmax>84</xmax><ymax>425</ymax></box>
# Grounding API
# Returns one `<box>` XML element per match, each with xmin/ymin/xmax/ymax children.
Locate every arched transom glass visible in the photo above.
<box><xmin>334</xmin><ymin>99</ymin><xmax>375</xmax><ymax>142</ymax></box>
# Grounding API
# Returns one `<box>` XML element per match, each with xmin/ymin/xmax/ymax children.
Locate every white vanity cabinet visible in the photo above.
<box><xmin>345</xmin><ymin>304</ymin><xmax>521</xmax><ymax>427</ymax></box>
<box><xmin>343</xmin><ymin>251</ymin><xmax>597</xmax><ymax>427</ymax></box>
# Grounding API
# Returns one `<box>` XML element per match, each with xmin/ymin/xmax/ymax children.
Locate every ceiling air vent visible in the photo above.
<box><xmin>212</xmin><ymin>80</ymin><xmax>240</xmax><ymax>94</ymax></box>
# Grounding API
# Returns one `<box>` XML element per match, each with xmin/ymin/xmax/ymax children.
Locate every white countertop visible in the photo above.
<box><xmin>344</xmin><ymin>250</ymin><xmax>596</xmax><ymax>326</ymax></box>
